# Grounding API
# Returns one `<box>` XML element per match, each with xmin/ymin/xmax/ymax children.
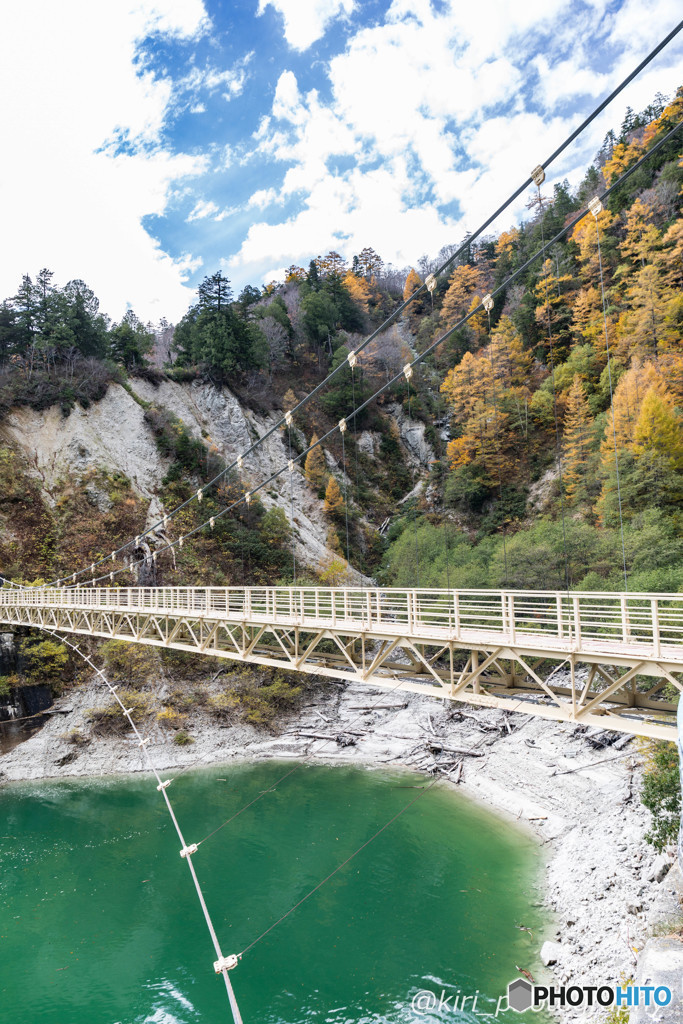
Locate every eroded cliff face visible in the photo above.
<box><xmin>2</xmin><ymin>379</ymin><xmax>353</xmax><ymax>574</ymax></box>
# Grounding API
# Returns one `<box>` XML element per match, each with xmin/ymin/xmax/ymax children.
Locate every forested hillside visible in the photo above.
<box><xmin>0</xmin><ymin>86</ymin><xmax>681</xmax><ymax>594</ymax></box>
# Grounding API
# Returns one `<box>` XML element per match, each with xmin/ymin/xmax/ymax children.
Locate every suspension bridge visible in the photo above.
<box><xmin>1</xmin><ymin>583</ymin><xmax>681</xmax><ymax>740</ymax></box>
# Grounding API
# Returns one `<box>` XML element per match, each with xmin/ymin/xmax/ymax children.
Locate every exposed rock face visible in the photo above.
<box><xmin>386</xmin><ymin>402</ymin><xmax>434</xmax><ymax>467</ymax></box>
<box><xmin>0</xmin><ymin>632</ymin><xmax>16</xmax><ymax>674</ymax></box>
<box><xmin>4</xmin><ymin>386</ymin><xmax>165</xmax><ymax>497</ymax></box>
<box><xmin>1</xmin><ymin>379</ymin><xmax>363</xmax><ymax>577</ymax></box>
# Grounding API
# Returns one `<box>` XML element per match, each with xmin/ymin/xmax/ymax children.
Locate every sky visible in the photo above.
<box><xmin>0</xmin><ymin>0</ymin><xmax>681</xmax><ymax>324</ymax></box>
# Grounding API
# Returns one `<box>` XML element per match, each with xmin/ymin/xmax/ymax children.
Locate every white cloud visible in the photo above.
<box><xmin>187</xmin><ymin>199</ymin><xmax>220</xmax><ymax>221</ymax></box>
<box><xmin>177</xmin><ymin>53</ymin><xmax>253</xmax><ymax>103</ymax></box>
<box><xmin>234</xmin><ymin>0</ymin><xmax>683</xmax><ymax>289</ymax></box>
<box><xmin>247</xmin><ymin>188</ymin><xmax>281</xmax><ymax>209</ymax></box>
<box><xmin>0</xmin><ymin>0</ymin><xmax>209</xmax><ymax>322</ymax></box>
<box><xmin>257</xmin><ymin>0</ymin><xmax>355</xmax><ymax>51</ymax></box>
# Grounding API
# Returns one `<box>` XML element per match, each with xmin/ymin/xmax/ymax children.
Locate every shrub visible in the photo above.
<box><xmin>173</xmin><ymin>729</ymin><xmax>194</xmax><ymax>745</ymax></box>
<box><xmin>641</xmin><ymin>740</ymin><xmax>681</xmax><ymax>852</ymax></box>
<box><xmin>156</xmin><ymin>708</ymin><xmax>187</xmax><ymax>730</ymax></box>
<box><xmin>100</xmin><ymin>640</ymin><xmax>158</xmax><ymax>687</ymax></box>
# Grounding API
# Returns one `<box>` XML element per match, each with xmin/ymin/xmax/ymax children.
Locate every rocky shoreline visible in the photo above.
<box><xmin>2</xmin><ymin>674</ymin><xmax>681</xmax><ymax>1022</ymax></box>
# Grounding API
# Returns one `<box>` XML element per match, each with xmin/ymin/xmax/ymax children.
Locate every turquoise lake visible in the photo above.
<box><xmin>1</xmin><ymin>761</ymin><xmax>547</xmax><ymax>1023</ymax></box>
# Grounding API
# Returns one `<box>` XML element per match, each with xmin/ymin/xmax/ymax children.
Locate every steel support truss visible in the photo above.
<box><xmin>2</xmin><ymin>602</ymin><xmax>680</xmax><ymax>740</ymax></box>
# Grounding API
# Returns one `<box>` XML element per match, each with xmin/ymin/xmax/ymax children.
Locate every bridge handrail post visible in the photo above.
<box><xmin>652</xmin><ymin>598</ymin><xmax>661</xmax><ymax>658</ymax></box>
<box><xmin>509</xmin><ymin>593</ymin><xmax>516</xmax><ymax>643</ymax></box>
<box><xmin>453</xmin><ymin>593</ymin><xmax>460</xmax><ymax>639</ymax></box>
<box><xmin>556</xmin><ymin>593</ymin><xmax>564</xmax><ymax>640</ymax></box>
<box><xmin>620</xmin><ymin>595</ymin><xmax>630</xmax><ymax>643</ymax></box>
<box><xmin>572</xmin><ymin>596</ymin><xmax>582</xmax><ymax>649</ymax></box>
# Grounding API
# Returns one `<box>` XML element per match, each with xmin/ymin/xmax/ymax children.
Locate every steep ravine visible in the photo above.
<box><xmin>1</xmin><ymin>380</ymin><xmax>682</xmax><ymax>1020</ymax></box>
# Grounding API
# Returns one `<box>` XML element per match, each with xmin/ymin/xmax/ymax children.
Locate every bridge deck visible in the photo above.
<box><xmin>2</xmin><ymin>585</ymin><xmax>681</xmax><ymax>739</ymax></box>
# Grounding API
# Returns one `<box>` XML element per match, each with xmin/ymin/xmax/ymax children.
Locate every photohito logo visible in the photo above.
<box><xmin>502</xmin><ymin>978</ymin><xmax>672</xmax><ymax>1014</ymax></box>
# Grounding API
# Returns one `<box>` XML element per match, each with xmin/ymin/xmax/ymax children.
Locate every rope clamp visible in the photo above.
<box><xmin>138</xmin><ymin>736</ymin><xmax>150</xmax><ymax>748</ymax></box>
<box><xmin>237</xmin><ymin>455</ymin><xmax>243</xmax><ymax>470</ymax></box>
<box><xmin>403</xmin><ymin>363</ymin><xmax>413</xmax><ymax>381</ymax></box>
<box><xmin>531</xmin><ymin>164</ymin><xmax>545</xmax><ymax>186</ymax></box>
<box><xmin>347</xmin><ymin>351</ymin><xmax>358</xmax><ymax>368</ymax></box>
<box><xmin>209</xmin><ymin>516</ymin><xmax>215</xmax><ymax>530</ymax></box>
<box><xmin>245</xmin><ymin>492</ymin><xmax>251</xmax><ymax>505</ymax></box>
<box><xmin>180</xmin><ymin>843</ymin><xmax>198</xmax><ymax>859</ymax></box>
<box><xmin>483</xmin><ymin>293</ymin><xmax>494</xmax><ymax>313</ymax></box>
<box><xmin>214</xmin><ymin>955</ymin><xmax>238</xmax><ymax>973</ymax></box>
<box><xmin>152</xmin><ymin>551</ymin><xmax>158</xmax><ymax>561</ymax></box>
<box><xmin>109</xmin><ymin>572</ymin><xmax>115</xmax><ymax>582</ymax></box>
<box><xmin>135</xmin><ymin>536</ymin><xmax>141</xmax><ymax>548</ymax></box>
<box><xmin>425</xmin><ymin>273</ymin><xmax>436</xmax><ymax>293</ymax></box>
<box><xmin>588</xmin><ymin>195</ymin><xmax>603</xmax><ymax>217</ymax></box>
<box><xmin>288</xmin><ymin>459</ymin><xmax>294</xmax><ymax>473</ymax></box>
<box><xmin>111</xmin><ymin>552</ymin><xmax>116</xmax><ymax>561</ymax></box>
<box><xmin>157</xmin><ymin>779</ymin><xmax>171</xmax><ymax>791</ymax></box>
<box><xmin>284</xmin><ymin>410</ymin><xmax>293</xmax><ymax>426</ymax></box>
<box><xmin>338</xmin><ymin>418</ymin><xmax>347</xmax><ymax>433</ymax></box>
<box><xmin>178</xmin><ymin>536</ymin><xmax>184</xmax><ymax>548</ymax></box>
<box><xmin>163</xmin><ymin>515</ymin><xmax>169</xmax><ymax>529</ymax></box>
<box><xmin>72</xmin><ymin>574</ymin><xmax>77</xmax><ymax>583</ymax></box>
<box><xmin>91</xmin><ymin>564</ymin><xmax>95</xmax><ymax>575</ymax></box>
<box><xmin>197</xmin><ymin>489</ymin><xmax>203</xmax><ymax>503</ymax></box>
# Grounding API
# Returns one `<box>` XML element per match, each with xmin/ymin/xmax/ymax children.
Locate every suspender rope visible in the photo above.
<box><xmin>591</xmin><ymin>197</ymin><xmax>629</xmax><ymax>591</ymax></box>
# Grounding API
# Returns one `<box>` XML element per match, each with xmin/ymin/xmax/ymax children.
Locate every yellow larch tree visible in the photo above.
<box><xmin>304</xmin><ymin>435</ymin><xmax>327</xmax><ymax>492</ymax></box>
<box><xmin>440</xmin><ymin>265</ymin><xmax>482</xmax><ymax>331</ymax></box>
<box><xmin>323</xmin><ymin>476</ymin><xmax>345</xmax><ymax>519</ymax></box>
<box><xmin>402</xmin><ymin>268</ymin><xmax>425</xmax><ymax>333</ymax></box>
<box><xmin>632</xmin><ymin>388</ymin><xmax>683</xmax><ymax>473</ymax></box>
<box><xmin>570</xmin><ymin>208</ymin><xmax>617</xmax><ymax>287</ymax></box>
<box><xmin>342</xmin><ymin>270</ymin><xmax>371</xmax><ymax>316</ymax></box>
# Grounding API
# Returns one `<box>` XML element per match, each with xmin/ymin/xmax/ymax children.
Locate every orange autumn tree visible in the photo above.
<box><xmin>441</xmin><ymin>316</ymin><xmax>533</xmax><ymax>484</ymax></box>
<box><xmin>402</xmin><ymin>268</ymin><xmax>424</xmax><ymax>332</ymax></box>
<box><xmin>440</xmin><ymin>265</ymin><xmax>482</xmax><ymax>331</ymax></box>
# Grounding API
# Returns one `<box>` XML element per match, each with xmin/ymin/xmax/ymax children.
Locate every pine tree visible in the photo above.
<box><xmin>304</xmin><ymin>435</ymin><xmax>327</xmax><ymax>492</ymax></box>
<box><xmin>563</xmin><ymin>375</ymin><xmax>593</xmax><ymax>503</ymax></box>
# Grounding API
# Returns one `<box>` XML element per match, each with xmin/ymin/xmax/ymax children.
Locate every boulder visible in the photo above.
<box><xmin>540</xmin><ymin>940</ymin><xmax>563</xmax><ymax>966</ymax></box>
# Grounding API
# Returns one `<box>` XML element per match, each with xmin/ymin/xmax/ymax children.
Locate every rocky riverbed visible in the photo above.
<box><xmin>2</xmin><ymin>674</ymin><xmax>682</xmax><ymax>1022</ymax></box>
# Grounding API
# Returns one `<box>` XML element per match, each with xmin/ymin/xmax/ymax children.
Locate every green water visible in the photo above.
<box><xmin>1</xmin><ymin>763</ymin><xmax>546</xmax><ymax>1023</ymax></box>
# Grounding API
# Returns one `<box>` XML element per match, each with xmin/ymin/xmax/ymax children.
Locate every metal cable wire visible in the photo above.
<box><xmin>39</xmin><ymin>628</ymin><xmax>244</xmax><ymax>1023</ymax></box>
<box><xmin>195</xmin><ymin>677</ymin><xmax>411</xmax><ymax>847</ymax></box>
<box><xmin>595</xmin><ymin>216</ymin><xmax>629</xmax><ymax>591</ymax></box>
<box><xmin>30</xmin><ymin>118</ymin><xmax>682</xmax><ymax>594</ymax></box>
<box><xmin>538</xmin><ymin>189</ymin><xmax>570</xmax><ymax>590</ymax></box>
<box><xmin>485</xmin><ymin>307</ymin><xmax>509</xmax><ymax>585</ymax></box>
<box><xmin>33</xmin><ymin>24</ymin><xmax>681</xmax><ymax>591</ymax></box>
<box><xmin>237</xmin><ymin>700</ymin><xmax>530</xmax><ymax>960</ymax></box>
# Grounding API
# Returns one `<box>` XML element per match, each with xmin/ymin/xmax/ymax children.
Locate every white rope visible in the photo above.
<box><xmin>39</xmin><ymin>628</ymin><xmax>244</xmax><ymax>1024</ymax></box>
